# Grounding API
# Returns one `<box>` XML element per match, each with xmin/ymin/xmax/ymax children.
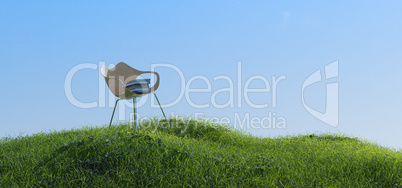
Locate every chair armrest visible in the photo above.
<box><xmin>140</xmin><ymin>71</ymin><xmax>160</xmax><ymax>93</ymax></box>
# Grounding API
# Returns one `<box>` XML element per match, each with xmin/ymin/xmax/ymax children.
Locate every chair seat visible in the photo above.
<box><xmin>128</xmin><ymin>87</ymin><xmax>151</xmax><ymax>94</ymax></box>
<box><xmin>126</xmin><ymin>79</ymin><xmax>151</xmax><ymax>87</ymax></box>
<box><xmin>126</xmin><ymin>78</ymin><xmax>151</xmax><ymax>94</ymax></box>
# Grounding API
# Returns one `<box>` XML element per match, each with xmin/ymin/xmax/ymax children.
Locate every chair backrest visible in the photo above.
<box><xmin>101</xmin><ymin>62</ymin><xmax>160</xmax><ymax>99</ymax></box>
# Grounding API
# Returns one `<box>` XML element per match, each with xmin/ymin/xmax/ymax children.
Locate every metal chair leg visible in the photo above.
<box><xmin>109</xmin><ymin>99</ymin><xmax>120</xmax><ymax>128</ymax></box>
<box><xmin>153</xmin><ymin>93</ymin><xmax>167</xmax><ymax>120</ymax></box>
<box><xmin>133</xmin><ymin>97</ymin><xmax>137</xmax><ymax>129</ymax></box>
<box><xmin>110</xmin><ymin>95</ymin><xmax>164</xmax><ymax>129</ymax></box>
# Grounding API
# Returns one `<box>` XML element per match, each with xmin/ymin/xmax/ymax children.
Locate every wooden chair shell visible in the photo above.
<box><xmin>100</xmin><ymin>62</ymin><xmax>160</xmax><ymax>99</ymax></box>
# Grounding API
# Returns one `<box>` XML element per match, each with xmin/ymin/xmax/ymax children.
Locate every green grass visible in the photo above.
<box><xmin>1</xmin><ymin>117</ymin><xmax>402</xmax><ymax>187</ymax></box>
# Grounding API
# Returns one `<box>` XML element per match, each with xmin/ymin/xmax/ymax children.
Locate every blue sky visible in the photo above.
<box><xmin>1</xmin><ymin>1</ymin><xmax>402</xmax><ymax>149</ymax></box>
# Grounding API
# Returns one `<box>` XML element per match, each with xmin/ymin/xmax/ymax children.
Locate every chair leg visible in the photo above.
<box><xmin>133</xmin><ymin>97</ymin><xmax>137</xmax><ymax>129</ymax></box>
<box><xmin>153</xmin><ymin>93</ymin><xmax>167</xmax><ymax>120</ymax></box>
<box><xmin>109</xmin><ymin>99</ymin><xmax>120</xmax><ymax>128</ymax></box>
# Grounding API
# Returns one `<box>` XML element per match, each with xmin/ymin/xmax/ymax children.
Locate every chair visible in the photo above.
<box><xmin>100</xmin><ymin>62</ymin><xmax>167</xmax><ymax>128</ymax></box>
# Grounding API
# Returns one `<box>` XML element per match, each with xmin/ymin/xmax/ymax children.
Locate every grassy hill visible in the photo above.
<box><xmin>1</xmin><ymin>118</ymin><xmax>401</xmax><ymax>187</ymax></box>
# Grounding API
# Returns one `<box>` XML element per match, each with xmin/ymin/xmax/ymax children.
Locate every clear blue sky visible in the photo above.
<box><xmin>1</xmin><ymin>1</ymin><xmax>402</xmax><ymax>149</ymax></box>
